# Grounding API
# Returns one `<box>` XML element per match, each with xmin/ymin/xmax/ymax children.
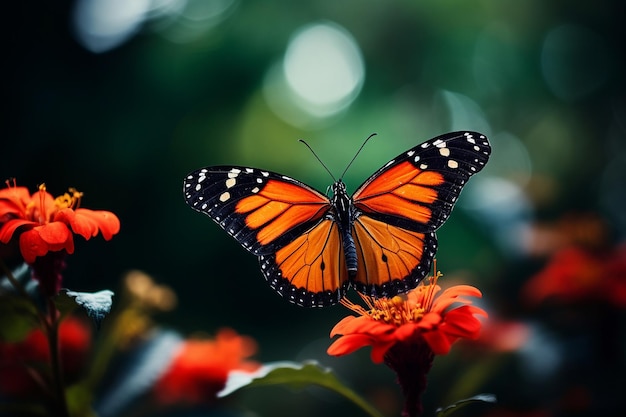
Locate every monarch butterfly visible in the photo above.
<box><xmin>183</xmin><ymin>131</ymin><xmax>490</xmax><ymax>307</ymax></box>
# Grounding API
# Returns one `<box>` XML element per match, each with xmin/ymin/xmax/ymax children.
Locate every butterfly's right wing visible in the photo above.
<box><xmin>183</xmin><ymin>166</ymin><xmax>331</xmax><ymax>255</ymax></box>
<box><xmin>352</xmin><ymin>131</ymin><xmax>491</xmax><ymax>232</ymax></box>
<box><xmin>351</xmin><ymin>216</ymin><xmax>438</xmax><ymax>298</ymax></box>
<box><xmin>348</xmin><ymin>131</ymin><xmax>490</xmax><ymax>298</ymax></box>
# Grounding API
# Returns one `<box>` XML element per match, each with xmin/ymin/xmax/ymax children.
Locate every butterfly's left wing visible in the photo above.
<box><xmin>349</xmin><ymin>131</ymin><xmax>491</xmax><ymax>297</ymax></box>
<box><xmin>183</xmin><ymin>166</ymin><xmax>330</xmax><ymax>255</ymax></box>
<box><xmin>183</xmin><ymin>166</ymin><xmax>348</xmax><ymax>307</ymax></box>
<box><xmin>259</xmin><ymin>218</ymin><xmax>349</xmax><ymax>307</ymax></box>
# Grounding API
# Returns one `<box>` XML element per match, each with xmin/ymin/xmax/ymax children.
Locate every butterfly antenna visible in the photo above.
<box><xmin>340</xmin><ymin>132</ymin><xmax>377</xmax><ymax>179</ymax></box>
<box><xmin>299</xmin><ymin>139</ymin><xmax>336</xmax><ymax>182</ymax></box>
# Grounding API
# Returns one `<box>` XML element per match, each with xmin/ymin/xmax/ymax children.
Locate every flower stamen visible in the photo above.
<box><xmin>54</xmin><ymin>188</ymin><xmax>83</xmax><ymax>211</ymax></box>
<box><xmin>38</xmin><ymin>183</ymin><xmax>47</xmax><ymax>224</ymax></box>
<box><xmin>343</xmin><ymin>271</ymin><xmax>444</xmax><ymax>327</ymax></box>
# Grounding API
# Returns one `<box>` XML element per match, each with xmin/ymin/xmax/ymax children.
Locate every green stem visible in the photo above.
<box><xmin>46</xmin><ymin>299</ymin><xmax>70</xmax><ymax>417</ymax></box>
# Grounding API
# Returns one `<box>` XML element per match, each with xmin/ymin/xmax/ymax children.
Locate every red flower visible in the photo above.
<box><xmin>153</xmin><ymin>328</ymin><xmax>260</xmax><ymax>405</ymax></box>
<box><xmin>327</xmin><ymin>273</ymin><xmax>486</xmax><ymax>417</ymax></box>
<box><xmin>328</xmin><ymin>277</ymin><xmax>486</xmax><ymax>362</ymax></box>
<box><xmin>0</xmin><ymin>317</ymin><xmax>92</xmax><ymax>398</ymax></box>
<box><xmin>0</xmin><ymin>181</ymin><xmax>120</xmax><ymax>296</ymax></box>
<box><xmin>522</xmin><ymin>245</ymin><xmax>626</xmax><ymax>307</ymax></box>
<box><xmin>0</xmin><ymin>182</ymin><xmax>120</xmax><ymax>264</ymax></box>
<box><xmin>471</xmin><ymin>318</ymin><xmax>530</xmax><ymax>352</ymax></box>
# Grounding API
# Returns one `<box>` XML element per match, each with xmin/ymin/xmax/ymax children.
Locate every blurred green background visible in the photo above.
<box><xmin>4</xmin><ymin>0</ymin><xmax>625</xmax><ymax>416</ymax></box>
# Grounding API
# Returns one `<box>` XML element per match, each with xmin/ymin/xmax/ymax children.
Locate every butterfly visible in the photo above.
<box><xmin>183</xmin><ymin>131</ymin><xmax>491</xmax><ymax>307</ymax></box>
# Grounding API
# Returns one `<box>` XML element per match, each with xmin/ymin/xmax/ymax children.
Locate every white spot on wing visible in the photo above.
<box><xmin>448</xmin><ymin>160</ymin><xmax>459</xmax><ymax>169</ymax></box>
<box><xmin>219</xmin><ymin>192</ymin><xmax>231</xmax><ymax>202</ymax></box>
<box><xmin>407</xmin><ymin>150</ymin><xmax>415</xmax><ymax>157</ymax></box>
<box><xmin>439</xmin><ymin>148</ymin><xmax>450</xmax><ymax>157</ymax></box>
<box><xmin>261</xmin><ymin>171</ymin><xmax>269</xmax><ymax>177</ymax></box>
<box><xmin>420</xmin><ymin>163</ymin><xmax>428</xmax><ymax>169</ymax></box>
<box><xmin>225</xmin><ymin>178</ymin><xmax>236</xmax><ymax>188</ymax></box>
<box><xmin>252</xmin><ymin>187</ymin><xmax>260</xmax><ymax>193</ymax></box>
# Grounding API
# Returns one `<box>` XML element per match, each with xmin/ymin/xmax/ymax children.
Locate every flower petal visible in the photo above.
<box><xmin>441</xmin><ymin>307</ymin><xmax>485</xmax><ymax>339</ymax></box>
<box><xmin>327</xmin><ymin>334</ymin><xmax>375</xmax><ymax>357</ymax></box>
<box><xmin>431</xmin><ymin>285</ymin><xmax>482</xmax><ymax>313</ymax></box>
<box><xmin>331</xmin><ymin>315</ymin><xmax>395</xmax><ymax>337</ymax></box>
<box><xmin>329</xmin><ymin>316</ymin><xmax>357</xmax><ymax>337</ymax></box>
<box><xmin>54</xmin><ymin>209</ymin><xmax>90</xmax><ymax>239</ymax></box>
<box><xmin>370</xmin><ymin>341</ymin><xmax>396</xmax><ymax>363</ymax></box>
<box><xmin>75</xmin><ymin>209</ymin><xmax>120</xmax><ymax>240</ymax></box>
<box><xmin>18</xmin><ymin>230</ymin><xmax>51</xmax><ymax>263</ymax></box>
<box><xmin>415</xmin><ymin>312</ymin><xmax>442</xmax><ymax>331</ymax></box>
<box><xmin>38</xmin><ymin>222</ymin><xmax>72</xmax><ymax>245</ymax></box>
<box><xmin>393</xmin><ymin>323</ymin><xmax>419</xmax><ymax>341</ymax></box>
<box><xmin>421</xmin><ymin>328</ymin><xmax>453</xmax><ymax>355</ymax></box>
<box><xmin>0</xmin><ymin>186</ymin><xmax>32</xmax><ymax>204</ymax></box>
<box><xmin>18</xmin><ymin>224</ymin><xmax>74</xmax><ymax>263</ymax></box>
<box><xmin>0</xmin><ymin>219</ymin><xmax>35</xmax><ymax>243</ymax></box>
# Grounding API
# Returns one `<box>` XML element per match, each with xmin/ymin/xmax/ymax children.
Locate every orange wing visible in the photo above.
<box><xmin>349</xmin><ymin>131</ymin><xmax>490</xmax><ymax>296</ymax></box>
<box><xmin>259</xmin><ymin>219</ymin><xmax>348</xmax><ymax>307</ymax></box>
<box><xmin>353</xmin><ymin>131</ymin><xmax>491</xmax><ymax>232</ymax></box>
<box><xmin>351</xmin><ymin>215</ymin><xmax>437</xmax><ymax>297</ymax></box>
<box><xmin>184</xmin><ymin>167</ymin><xmax>330</xmax><ymax>255</ymax></box>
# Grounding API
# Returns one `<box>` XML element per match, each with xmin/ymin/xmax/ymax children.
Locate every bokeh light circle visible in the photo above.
<box><xmin>263</xmin><ymin>21</ymin><xmax>364</xmax><ymax>128</ymax></box>
<box><xmin>283</xmin><ymin>22</ymin><xmax>364</xmax><ymax>115</ymax></box>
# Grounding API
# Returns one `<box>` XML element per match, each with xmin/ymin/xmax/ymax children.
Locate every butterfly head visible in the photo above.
<box><xmin>331</xmin><ymin>179</ymin><xmax>348</xmax><ymax>199</ymax></box>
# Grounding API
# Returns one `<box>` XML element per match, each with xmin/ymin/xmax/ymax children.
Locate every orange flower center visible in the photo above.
<box><xmin>341</xmin><ymin>274</ymin><xmax>440</xmax><ymax>326</ymax></box>
<box><xmin>24</xmin><ymin>184</ymin><xmax>83</xmax><ymax>224</ymax></box>
<box><xmin>54</xmin><ymin>187</ymin><xmax>83</xmax><ymax>210</ymax></box>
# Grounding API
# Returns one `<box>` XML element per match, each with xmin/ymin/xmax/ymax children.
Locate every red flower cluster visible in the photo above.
<box><xmin>153</xmin><ymin>328</ymin><xmax>260</xmax><ymax>405</ymax></box>
<box><xmin>523</xmin><ymin>245</ymin><xmax>626</xmax><ymax>307</ymax></box>
<box><xmin>0</xmin><ymin>317</ymin><xmax>92</xmax><ymax>398</ymax></box>
<box><xmin>0</xmin><ymin>182</ymin><xmax>120</xmax><ymax>264</ymax></box>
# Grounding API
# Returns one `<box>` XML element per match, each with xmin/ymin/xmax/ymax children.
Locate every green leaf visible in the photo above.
<box><xmin>0</xmin><ymin>295</ymin><xmax>40</xmax><ymax>342</ymax></box>
<box><xmin>56</xmin><ymin>289</ymin><xmax>114</xmax><ymax>328</ymax></box>
<box><xmin>436</xmin><ymin>394</ymin><xmax>497</xmax><ymax>417</ymax></box>
<box><xmin>219</xmin><ymin>361</ymin><xmax>383</xmax><ymax>417</ymax></box>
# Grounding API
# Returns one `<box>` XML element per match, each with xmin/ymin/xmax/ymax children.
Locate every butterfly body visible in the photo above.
<box><xmin>184</xmin><ymin>131</ymin><xmax>491</xmax><ymax>307</ymax></box>
<box><xmin>329</xmin><ymin>180</ymin><xmax>358</xmax><ymax>276</ymax></box>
